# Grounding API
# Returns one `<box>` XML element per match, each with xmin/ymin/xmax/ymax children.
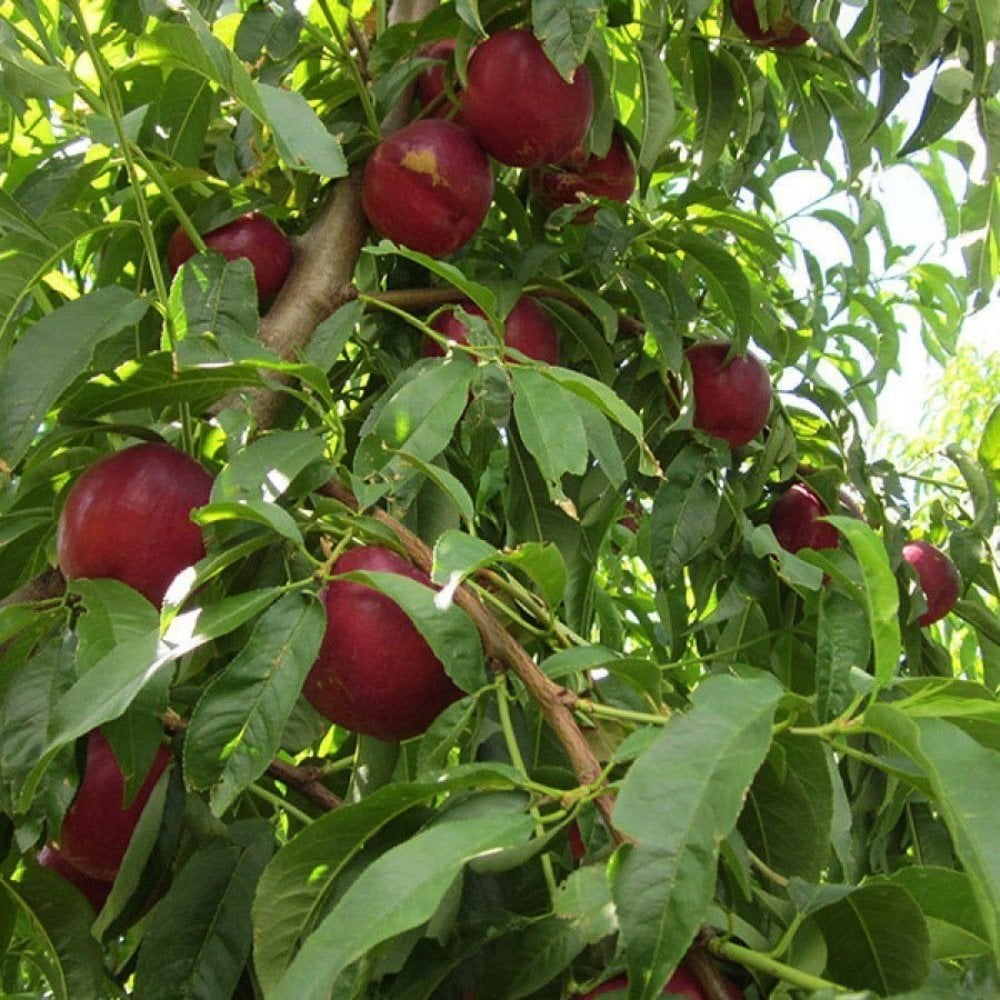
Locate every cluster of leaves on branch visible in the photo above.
<box><xmin>0</xmin><ymin>0</ymin><xmax>998</xmax><ymax>998</ymax></box>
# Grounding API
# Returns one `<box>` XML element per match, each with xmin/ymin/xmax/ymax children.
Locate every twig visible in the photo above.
<box><xmin>0</xmin><ymin>567</ymin><xmax>66</xmax><ymax>610</ymax></box>
<box><xmin>317</xmin><ymin>479</ymin><xmax>621</xmax><ymax>836</ymax></box>
<box><xmin>687</xmin><ymin>944</ymin><xmax>742</xmax><ymax>1000</ymax></box>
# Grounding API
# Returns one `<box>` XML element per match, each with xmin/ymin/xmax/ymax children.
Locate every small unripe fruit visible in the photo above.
<box><xmin>38</xmin><ymin>843</ymin><xmax>113</xmax><ymax>912</ymax></box>
<box><xmin>902</xmin><ymin>540</ymin><xmax>961</xmax><ymax>627</ymax></box>
<box><xmin>57</xmin><ymin>442</ymin><xmax>213</xmax><ymax>607</ymax></box>
<box><xmin>730</xmin><ymin>0</ymin><xmax>810</xmax><ymax>47</ymax></box>
<box><xmin>167</xmin><ymin>211</ymin><xmax>293</xmax><ymax>301</ymax></box>
<box><xmin>60</xmin><ymin>731</ymin><xmax>172</xmax><ymax>882</ymax></box>
<box><xmin>531</xmin><ymin>132</ymin><xmax>636</xmax><ymax>222</ymax></box>
<box><xmin>770</xmin><ymin>483</ymin><xmax>839</xmax><ymax>553</ymax></box>
<box><xmin>303</xmin><ymin>546</ymin><xmax>464</xmax><ymax>742</ymax></box>
<box><xmin>461</xmin><ymin>28</ymin><xmax>593</xmax><ymax>168</ymax></box>
<box><xmin>422</xmin><ymin>295</ymin><xmax>559</xmax><ymax>365</ymax></box>
<box><xmin>416</xmin><ymin>39</ymin><xmax>459</xmax><ymax>112</ymax></box>
<box><xmin>362</xmin><ymin>119</ymin><xmax>494</xmax><ymax>257</ymax></box>
<box><xmin>685</xmin><ymin>343</ymin><xmax>772</xmax><ymax>448</ymax></box>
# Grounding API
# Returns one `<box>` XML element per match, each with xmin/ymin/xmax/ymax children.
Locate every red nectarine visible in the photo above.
<box><xmin>902</xmin><ymin>540</ymin><xmax>960</xmax><ymax>627</ymax></box>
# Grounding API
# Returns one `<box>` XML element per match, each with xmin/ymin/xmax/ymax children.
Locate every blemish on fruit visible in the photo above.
<box><xmin>400</xmin><ymin>148</ymin><xmax>448</xmax><ymax>187</ymax></box>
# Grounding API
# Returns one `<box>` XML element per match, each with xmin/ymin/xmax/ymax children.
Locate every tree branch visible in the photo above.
<box><xmin>0</xmin><ymin>566</ymin><xmax>65</xmax><ymax>610</ymax></box>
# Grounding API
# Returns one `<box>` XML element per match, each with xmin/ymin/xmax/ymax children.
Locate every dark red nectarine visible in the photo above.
<box><xmin>362</xmin><ymin>119</ymin><xmax>493</xmax><ymax>257</ymax></box>
<box><xmin>902</xmin><ymin>540</ymin><xmax>960</xmax><ymax>627</ymax></box>
<box><xmin>770</xmin><ymin>483</ymin><xmax>839</xmax><ymax>553</ymax></box>
<box><xmin>685</xmin><ymin>342</ymin><xmax>772</xmax><ymax>449</ymax></box>
<box><xmin>167</xmin><ymin>211</ymin><xmax>293</xmax><ymax>301</ymax></box>
<box><xmin>461</xmin><ymin>28</ymin><xmax>593</xmax><ymax>167</ymax></box>
<box><xmin>531</xmin><ymin>132</ymin><xmax>636</xmax><ymax>222</ymax></box>
<box><xmin>422</xmin><ymin>295</ymin><xmax>559</xmax><ymax>365</ymax></box>
<box><xmin>38</xmin><ymin>843</ymin><xmax>114</xmax><ymax>912</ymax></box>
<box><xmin>303</xmin><ymin>546</ymin><xmax>463</xmax><ymax>742</ymax></box>
<box><xmin>57</xmin><ymin>442</ymin><xmax>213</xmax><ymax>607</ymax></box>
<box><xmin>60</xmin><ymin>730</ymin><xmax>172</xmax><ymax>883</ymax></box>
<box><xmin>730</xmin><ymin>0</ymin><xmax>810</xmax><ymax>47</ymax></box>
<box><xmin>416</xmin><ymin>39</ymin><xmax>459</xmax><ymax>113</ymax></box>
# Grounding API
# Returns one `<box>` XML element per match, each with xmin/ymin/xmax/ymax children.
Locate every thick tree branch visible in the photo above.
<box><xmin>317</xmin><ymin>479</ymin><xmax>620</xmax><ymax>835</ymax></box>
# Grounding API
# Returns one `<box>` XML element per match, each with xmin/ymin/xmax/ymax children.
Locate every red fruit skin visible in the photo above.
<box><xmin>422</xmin><ymin>295</ymin><xmax>559</xmax><ymax>365</ymax></box>
<box><xmin>362</xmin><ymin>119</ymin><xmax>494</xmax><ymax>257</ymax></box>
<box><xmin>38</xmin><ymin>843</ymin><xmax>113</xmax><ymax>912</ymax></box>
<box><xmin>567</xmin><ymin>820</ymin><xmax>586</xmax><ymax>861</ymax></box>
<box><xmin>416</xmin><ymin>39</ymin><xmax>459</xmax><ymax>112</ymax></box>
<box><xmin>57</xmin><ymin>442</ymin><xmax>213</xmax><ymax>607</ymax></box>
<box><xmin>59</xmin><ymin>731</ymin><xmax>172</xmax><ymax>882</ymax></box>
<box><xmin>580</xmin><ymin>966</ymin><xmax>744</xmax><ymax>998</ymax></box>
<box><xmin>531</xmin><ymin>132</ymin><xmax>636</xmax><ymax>222</ymax></box>
<box><xmin>167</xmin><ymin>212</ymin><xmax>293</xmax><ymax>301</ymax></box>
<box><xmin>770</xmin><ymin>483</ymin><xmax>839</xmax><ymax>553</ymax></box>
<box><xmin>730</xmin><ymin>0</ymin><xmax>810</xmax><ymax>47</ymax></box>
<box><xmin>685</xmin><ymin>343</ymin><xmax>772</xmax><ymax>449</ymax></box>
<box><xmin>902</xmin><ymin>540</ymin><xmax>961</xmax><ymax>627</ymax></box>
<box><xmin>461</xmin><ymin>28</ymin><xmax>594</xmax><ymax>168</ymax></box>
<box><xmin>303</xmin><ymin>546</ymin><xmax>464</xmax><ymax>742</ymax></box>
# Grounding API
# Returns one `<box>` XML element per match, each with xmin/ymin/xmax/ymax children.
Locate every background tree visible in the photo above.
<box><xmin>0</xmin><ymin>1</ymin><xmax>998</xmax><ymax>998</ymax></box>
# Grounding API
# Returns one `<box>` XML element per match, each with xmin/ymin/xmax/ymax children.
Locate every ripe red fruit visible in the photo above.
<box><xmin>531</xmin><ymin>132</ymin><xmax>637</xmax><ymax>222</ymax></box>
<box><xmin>303</xmin><ymin>546</ymin><xmax>464</xmax><ymax>742</ymax></box>
<box><xmin>167</xmin><ymin>211</ymin><xmax>293</xmax><ymax>301</ymax></box>
<box><xmin>422</xmin><ymin>295</ymin><xmax>559</xmax><ymax>365</ymax></box>
<box><xmin>730</xmin><ymin>0</ymin><xmax>810</xmax><ymax>47</ymax></box>
<box><xmin>38</xmin><ymin>843</ymin><xmax>113</xmax><ymax>912</ymax></box>
<box><xmin>579</xmin><ymin>965</ymin><xmax>744</xmax><ymax>998</ymax></box>
<box><xmin>57</xmin><ymin>442</ymin><xmax>213</xmax><ymax>607</ymax></box>
<box><xmin>461</xmin><ymin>28</ymin><xmax>593</xmax><ymax>168</ymax></box>
<box><xmin>59</xmin><ymin>730</ymin><xmax>172</xmax><ymax>882</ymax></box>
<box><xmin>769</xmin><ymin>483</ymin><xmax>839</xmax><ymax>553</ymax></box>
<box><xmin>416</xmin><ymin>38</ymin><xmax>459</xmax><ymax>113</ymax></box>
<box><xmin>685</xmin><ymin>343</ymin><xmax>772</xmax><ymax>449</ymax></box>
<box><xmin>362</xmin><ymin>119</ymin><xmax>494</xmax><ymax>257</ymax></box>
<box><xmin>567</xmin><ymin>819</ymin><xmax>586</xmax><ymax>861</ymax></box>
<box><xmin>902</xmin><ymin>540</ymin><xmax>961</xmax><ymax>627</ymax></box>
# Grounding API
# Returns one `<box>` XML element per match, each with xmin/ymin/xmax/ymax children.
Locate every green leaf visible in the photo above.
<box><xmin>815</xmin><ymin>589</ymin><xmax>869</xmax><ymax>722</ymax></box>
<box><xmin>253</xmin><ymin>766</ymin><xmax>524</xmax><ymax>992</ymax></box>
<box><xmin>611</xmin><ymin>673</ymin><xmax>782</xmax><ymax>998</ymax></box>
<box><xmin>133</xmin><ymin>821</ymin><xmax>274</xmax><ymax>1000</ymax></box>
<box><xmin>212</xmin><ymin>430</ymin><xmax>326</xmax><ymax>503</ymax></box>
<box><xmin>690</xmin><ymin>39</ymin><xmax>736</xmax><ymax>175</ymax></box>
<box><xmin>341</xmin><ymin>570</ymin><xmax>484</xmax><ymax>694</ymax></box>
<box><xmin>512</xmin><ymin>367</ymin><xmax>589</xmax><ymax>500</ymax></box>
<box><xmin>531</xmin><ymin>0</ymin><xmax>602</xmax><ymax>81</ymax></box>
<box><xmin>864</xmin><ymin>707</ymin><xmax>1000</xmax><ymax>958</ymax></box>
<box><xmin>649</xmin><ymin>442</ymin><xmax>721</xmax><ymax>583</ymax></box>
<box><xmin>184</xmin><ymin>592</ymin><xmax>326</xmax><ymax>815</ymax></box>
<box><xmin>739</xmin><ymin>735</ymin><xmax>833</xmax><ymax>881</ymax></box>
<box><xmin>271</xmin><ymin>804</ymin><xmax>534</xmax><ymax>1000</ymax></box>
<box><xmin>811</xmin><ymin>883</ymin><xmax>931</xmax><ymax>995</ymax></box>
<box><xmin>500</xmin><ymin>541</ymin><xmax>568</xmax><ymax>610</ymax></box>
<box><xmin>979</xmin><ymin>404</ymin><xmax>1000</xmax><ymax>472</ymax></box>
<box><xmin>636</xmin><ymin>39</ymin><xmax>675</xmax><ymax>176</ymax></box>
<box><xmin>671</xmin><ymin>232</ymin><xmax>752</xmax><ymax>344</ymax></box>
<box><xmin>826</xmin><ymin>517</ymin><xmax>900</xmax><ymax>692</ymax></box>
<box><xmin>431</xmin><ymin>531</ymin><xmax>498</xmax><ymax>587</ymax></box>
<box><xmin>195</xmin><ymin>497</ymin><xmax>304</xmax><ymax>544</ymax></box>
<box><xmin>882</xmin><ymin>867</ymin><xmax>991</xmax><ymax>961</ymax></box>
<box><xmin>256</xmin><ymin>83</ymin><xmax>348</xmax><ymax>177</ymax></box>
<box><xmin>0</xmin><ymin>287</ymin><xmax>149</xmax><ymax>468</ymax></box>
<box><xmin>4</xmin><ymin>870</ymin><xmax>105</xmax><ymax>1000</ymax></box>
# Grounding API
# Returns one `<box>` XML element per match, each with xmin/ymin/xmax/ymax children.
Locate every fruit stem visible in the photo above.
<box><xmin>494</xmin><ymin>678</ymin><xmax>559</xmax><ymax>901</ymax></box>
<box><xmin>247</xmin><ymin>781</ymin><xmax>313</xmax><ymax>828</ymax></box>
<box><xmin>708</xmin><ymin>938</ymin><xmax>850</xmax><ymax>993</ymax></box>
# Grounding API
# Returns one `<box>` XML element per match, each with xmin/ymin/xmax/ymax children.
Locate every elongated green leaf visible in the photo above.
<box><xmin>272</xmin><ymin>804</ymin><xmax>534</xmax><ymax>1000</ymax></box>
<box><xmin>171</xmin><ymin>255</ymin><xmax>261</xmax><ymax>355</ymax></box>
<box><xmin>671</xmin><ymin>232</ymin><xmax>751</xmax><ymax>344</ymax></box>
<box><xmin>865</xmin><ymin>707</ymin><xmax>1000</xmax><ymax>957</ymax></box>
<box><xmin>816</xmin><ymin>589</ymin><xmax>869</xmax><ymax>722</ymax></box>
<box><xmin>811</xmin><ymin>883</ymin><xmax>931</xmax><ymax>994</ymax></box>
<box><xmin>341</xmin><ymin>570</ymin><xmax>484</xmax><ymax>693</ymax></box>
<box><xmin>690</xmin><ymin>39</ymin><xmax>735</xmax><ymax>174</ymax></box>
<box><xmin>979</xmin><ymin>404</ymin><xmax>1000</xmax><ymax>472</ymax></box>
<box><xmin>650</xmin><ymin>442</ymin><xmax>721</xmax><ymax>584</ymax></box>
<box><xmin>253</xmin><ymin>766</ymin><xmax>523</xmax><ymax>993</ymax></box>
<box><xmin>256</xmin><ymin>83</ymin><xmax>347</xmax><ymax>177</ymax></box>
<box><xmin>212</xmin><ymin>430</ymin><xmax>326</xmax><ymax>503</ymax></box>
<box><xmin>184</xmin><ymin>593</ymin><xmax>326</xmax><ymax>815</ymax></box>
<box><xmin>636</xmin><ymin>39</ymin><xmax>674</xmax><ymax>175</ymax></box>
<box><xmin>532</xmin><ymin>0</ymin><xmax>602</xmax><ymax>81</ymax></box>
<box><xmin>133</xmin><ymin>821</ymin><xmax>273</xmax><ymax>1000</ymax></box>
<box><xmin>512</xmin><ymin>367</ymin><xmax>589</xmax><ymax>498</ymax></box>
<box><xmin>2</xmin><ymin>871</ymin><xmax>104</xmax><ymax>1000</ymax></box>
<box><xmin>431</xmin><ymin>531</ymin><xmax>498</xmax><ymax>587</ymax></box>
<box><xmin>826</xmin><ymin>517</ymin><xmax>900</xmax><ymax>691</ymax></box>
<box><xmin>195</xmin><ymin>498</ymin><xmax>303</xmax><ymax>544</ymax></box>
<box><xmin>0</xmin><ymin>287</ymin><xmax>149</xmax><ymax>467</ymax></box>
<box><xmin>611</xmin><ymin>673</ymin><xmax>782</xmax><ymax>999</ymax></box>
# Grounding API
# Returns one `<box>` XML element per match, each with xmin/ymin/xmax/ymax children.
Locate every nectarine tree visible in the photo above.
<box><xmin>0</xmin><ymin>1</ymin><xmax>996</xmax><ymax>998</ymax></box>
